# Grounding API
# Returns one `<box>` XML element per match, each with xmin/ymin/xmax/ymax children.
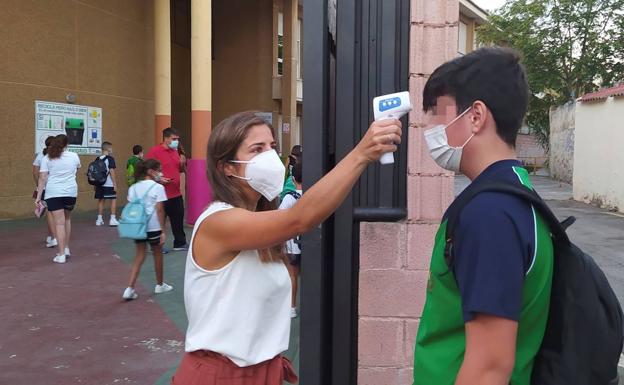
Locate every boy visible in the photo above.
<box><xmin>126</xmin><ymin>144</ymin><xmax>143</xmax><ymax>186</ymax></box>
<box><xmin>413</xmin><ymin>47</ymin><xmax>554</xmax><ymax>385</ymax></box>
<box><xmin>95</xmin><ymin>141</ymin><xmax>119</xmax><ymax>226</ymax></box>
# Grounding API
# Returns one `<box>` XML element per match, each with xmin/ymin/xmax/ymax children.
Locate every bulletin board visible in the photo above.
<box><xmin>35</xmin><ymin>100</ymin><xmax>103</xmax><ymax>155</ymax></box>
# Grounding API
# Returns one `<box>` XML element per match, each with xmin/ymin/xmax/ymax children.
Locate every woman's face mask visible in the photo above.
<box><xmin>229</xmin><ymin>149</ymin><xmax>286</xmax><ymax>201</ymax></box>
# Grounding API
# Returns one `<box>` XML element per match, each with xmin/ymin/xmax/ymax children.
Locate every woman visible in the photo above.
<box><xmin>35</xmin><ymin>134</ymin><xmax>81</xmax><ymax>264</ymax></box>
<box><xmin>171</xmin><ymin>111</ymin><xmax>401</xmax><ymax>384</ymax></box>
<box><xmin>32</xmin><ymin>136</ymin><xmax>57</xmax><ymax>248</ymax></box>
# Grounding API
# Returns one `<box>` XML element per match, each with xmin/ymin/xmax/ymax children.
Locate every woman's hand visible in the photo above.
<box><xmin>353</xmin><ymin>119</ymin><xmax>403</xmax><ymax>163</ymax></box>
<box><xmin>159</xmin><ymin>232</ymin><xmax>166</xmax><ymax>246</ymax></box>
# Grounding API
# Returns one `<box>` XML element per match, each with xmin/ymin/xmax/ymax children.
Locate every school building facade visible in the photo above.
<box><xmin>1</xmin><ymin>0</ymin><xmax>302</xmax><ymax>221</ymax></box>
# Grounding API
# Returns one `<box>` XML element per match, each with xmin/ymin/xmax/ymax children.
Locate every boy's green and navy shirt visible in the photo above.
<box><xmin>413</xmin><ymin>159</ymin><xmax>554</xmax><ymax>385</ymax></box>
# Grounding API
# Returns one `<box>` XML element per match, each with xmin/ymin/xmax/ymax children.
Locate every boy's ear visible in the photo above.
<box><xmin>470</xmin><ymin>100</ymin><xmax>488</xmax><ymax>134</ymax></box>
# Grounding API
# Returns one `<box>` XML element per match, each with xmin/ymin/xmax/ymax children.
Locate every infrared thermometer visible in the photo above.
<box><xmin>373</xmin><ymin>91</ymin><xmax>412</xmax><ymax>165</ymax></box>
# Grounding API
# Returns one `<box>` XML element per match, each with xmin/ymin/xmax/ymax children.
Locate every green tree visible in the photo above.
<box><xmin>477</xmin><ymin>0</ymin><xmax>624</xmax><ymax>149</ymax></box>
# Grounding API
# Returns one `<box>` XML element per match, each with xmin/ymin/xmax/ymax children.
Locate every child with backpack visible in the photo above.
<box><xmin>412</xmin><ymin>46</ymin><xmax>622</xmax><ymax>385</ymax></box>
<box><xmin>121</xmin><ymin>159</ymin><xmax>173</xmax><ymax>300</ymax></box>
<box><xmin>278</xmin><ymin>160</ymin><xmax>303</xmax><ymax>318</ymax></box>
<box><xmin>126</xmin><ymin>144</ymin><xmax>143</xmax><ymax>186</ymax></box>
<box><xmin>92</xmin><ymin>142</ymin><xmax>119</xmax><ymax>226</ymax></box>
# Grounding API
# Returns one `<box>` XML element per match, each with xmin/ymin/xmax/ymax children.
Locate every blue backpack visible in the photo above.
<box><xmin>118</xmin><ymin>183</ymin><xmax>157</xmax><ymax>240</ymax></box>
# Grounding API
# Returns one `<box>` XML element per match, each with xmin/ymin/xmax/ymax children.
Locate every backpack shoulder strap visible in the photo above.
<box><xmin>445</xmin><ymin>180</ymin><xmax>571</xmax><ymax>266</ymax></box>
<box><xmin>140</xmin><ymin>182</ymin><xmax>158</xmax><ymax>202</ymax></box>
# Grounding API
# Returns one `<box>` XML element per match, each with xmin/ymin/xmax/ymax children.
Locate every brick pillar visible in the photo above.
<box><xmin>357</xmin><ymin>1</ymin><xmax>458</xmax><ymax>384</ymax></box>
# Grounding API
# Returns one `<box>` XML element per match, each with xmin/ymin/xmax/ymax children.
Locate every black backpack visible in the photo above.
<box><xmin>445</xmin><ymin>180</ymin><xmax>623</xmax><ymax>385</ymax></box>
<box><xmin>87</xmin><ymin>156</ymin><xmax>109</xmax><ymax>186</ymax></box>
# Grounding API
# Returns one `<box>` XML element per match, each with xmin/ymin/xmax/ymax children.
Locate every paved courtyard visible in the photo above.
<box><xmin>1</xmin><ymin>173</ymin><xmax>622</xmax><ymax>384</ymax></box>
<box><xmin>0</xmin><ymin>213</ymin><xmax>300</xmax><ymax>385</ymax></box>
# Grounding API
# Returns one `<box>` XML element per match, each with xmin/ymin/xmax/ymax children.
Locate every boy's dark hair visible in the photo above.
<box><xmin>422</xmin><ymin>47</ymin><xmax>529</xmax><ymax>147</ymax></box>
<box><xmin>290</xmin><ymin>145</ymin><xmax>302</xmax><ymax>158</ymax></box>
<box><xmin>292</xmin><ymin>159</ymin><xmax>302</xmax><ymax>184</ymax></box>
<box><xmin>102</xmin><ymin>141</ymin><xmax>113</xmax><ymax>152</ymax></box>
<box><xmin>132</xmin><ymin>145</ymin><xmax>143</xmax><ymax>155</ymax></box>
<box><xmin>162</xmin><ymin>127</ymin><xmax>179</xmax><ymax>139</ymax></box>
<box><xmin>134</xmin><ymin>159</ymin><xmax>161</xmax><ymax>180</ymax></box>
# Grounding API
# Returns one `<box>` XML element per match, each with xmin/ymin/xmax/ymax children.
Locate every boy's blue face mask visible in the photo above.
<box><xmin>169</xmin><ymin>140</ymin><xmax>179</xmax><ymax>150</ymax></box>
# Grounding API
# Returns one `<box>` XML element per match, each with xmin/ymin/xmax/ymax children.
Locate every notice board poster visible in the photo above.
<box><xmin>35</xmin><ymin>100</ymin><xmax>103</xmax><ymax>155</ymax></box>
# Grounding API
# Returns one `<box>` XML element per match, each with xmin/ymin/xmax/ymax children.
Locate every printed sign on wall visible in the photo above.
<box><xmin>35</xmin><ymin>100</ymin><xmax>103</xmax><ymax>155</ymax></box>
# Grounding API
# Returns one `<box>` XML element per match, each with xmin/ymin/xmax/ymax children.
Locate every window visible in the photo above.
<box><xmin>458</xmin><ymin>21</ymin><xmax>467</xmax><ymax>55</ymax></box>
<box><xmin>297</xmin><ymin>18</ymin><xmax>302</xmax><ymax>80</ymax></box>
<box><xmin>278</xmin><ymin>12</ymin><xmax>284</xmax><ymax>76</ymax></box>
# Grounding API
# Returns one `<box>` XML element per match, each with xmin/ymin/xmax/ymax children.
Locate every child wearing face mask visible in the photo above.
<box><xmin>121</xmin><ymin>159</ymin><xmax>172</xmax><ymax>301</ymax></box>
<box><xmin>95</xmin><ymin>141</ymin><xmax>119</xmax><ymax>226</ymax></box>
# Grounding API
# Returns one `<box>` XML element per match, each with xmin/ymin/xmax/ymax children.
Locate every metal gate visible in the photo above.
<box><xmin>301</xmin><ymin>0</ymin><xmax>410</xmax><ymax>384</ymax></box>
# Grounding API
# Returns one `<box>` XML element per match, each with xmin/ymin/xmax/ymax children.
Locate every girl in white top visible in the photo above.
<box><xmin>32</xmin><ymin>135</ymin><xmax>56</xmax><ymax>248</ymax></box>
<box><xmin>121</xmin><ymin>159</ymin><xmax>172</xmax><ymax>301</ymax></box>
<box><xmin>173</xmin><ymin>111</ymin><xmax>402</xmax><ymax>385</ymax></box>
<box><xmin>35</xmin><ymin>134</ymin><xmax>81</xmax><ymax>264</ymax></box>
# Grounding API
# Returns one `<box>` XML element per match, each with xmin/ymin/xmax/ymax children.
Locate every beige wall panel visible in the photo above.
<box><xmin>0</xmin><ymin>0</ymin><xmax>154</xmax><ymax>218</ymax></box>
<box><xmin>144</xmin><ymin>1</ymin><xmax>156</xmax><ymax>100</ymax></box>
<box><xmin>0</xmin><ymin>0</ymin><xmax>76</xmax><ymax>89</ymax></box>
<box><xmin>77</xmin><ymin>3</ymin><xmax>150</xmax><ymax>100</ymax></box>
<box><xmin>0</xmin><ymin>83</ymin><xmax>68</xmax><ymax>199</ymax></box>
<box><xmin>77</xmin><ymin>0</ymin><xmax>146</xmax><ymax>24</ymax></box>
<box><xmin>212</xmin><ymin>0</ymin><xmax>273</xmax><ymax>125</ymax></box>
<box><xmin>0</xmin><ymin>82</ymin><xmax>154</xmax><ymax>218</ymax></box>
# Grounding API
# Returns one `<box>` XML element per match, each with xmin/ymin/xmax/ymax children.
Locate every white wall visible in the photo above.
<box><xmin>573</xmin><ymin>97</ymin><xmax>624</xmax><ymax>212</ymax></box>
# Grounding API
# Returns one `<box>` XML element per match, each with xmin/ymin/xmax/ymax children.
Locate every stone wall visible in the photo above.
<box><xmin>549</xmin><ymin>102</ymin><xmax>575</xmax><ymax>183</ymax></box>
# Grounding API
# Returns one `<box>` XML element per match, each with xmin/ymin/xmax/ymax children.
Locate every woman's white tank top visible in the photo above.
<box><xmin>183</xmin><ymin>201</ymin><xmax>292</xmax><ymax>367</ymax></box>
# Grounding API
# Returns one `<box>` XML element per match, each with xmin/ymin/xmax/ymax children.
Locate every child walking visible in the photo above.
<box><xmin>95</xmin><ymin>141</ymin><xmax>119</xmax><ymax>226</ymax></box>
<box><xmin>122</xmin><ymin>159</ymin><xmax>173</xmax><ymax>300</ymax></box>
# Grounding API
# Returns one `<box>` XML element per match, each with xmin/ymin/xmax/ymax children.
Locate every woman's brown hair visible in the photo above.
<box><xmin>207</xmin><ymin>111</ymin><xmax>285</xmax><ymax>263</ymax></box>
<box><xmin>47</xmin><ymin>134</ymin><xmax>68</xmax><ymax>159</ymax></box>
<box><xmin>42</xmin><ymin>136</ymin><xmax>54</xmax><ymax>156</ymax></box>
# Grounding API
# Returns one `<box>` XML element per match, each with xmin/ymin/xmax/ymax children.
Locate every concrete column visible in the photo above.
<box><xmin>154</xmin><ymin>0</ymin><xmax>171</xmax><ymax>145</ymax></box>
<box><xmin>357</xmin><ymin>0</ymin><xmax>459</xmax><ymax>384</ymax></box>
<box><xmin>187</xmin><ymin>0</ymin><xmax>213</xmax><ymax>224</ymax></box>
<box><xmin>281</xmin><ymin>0</ymin><xmax>298</xmax><ymax>154</ymax></box>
